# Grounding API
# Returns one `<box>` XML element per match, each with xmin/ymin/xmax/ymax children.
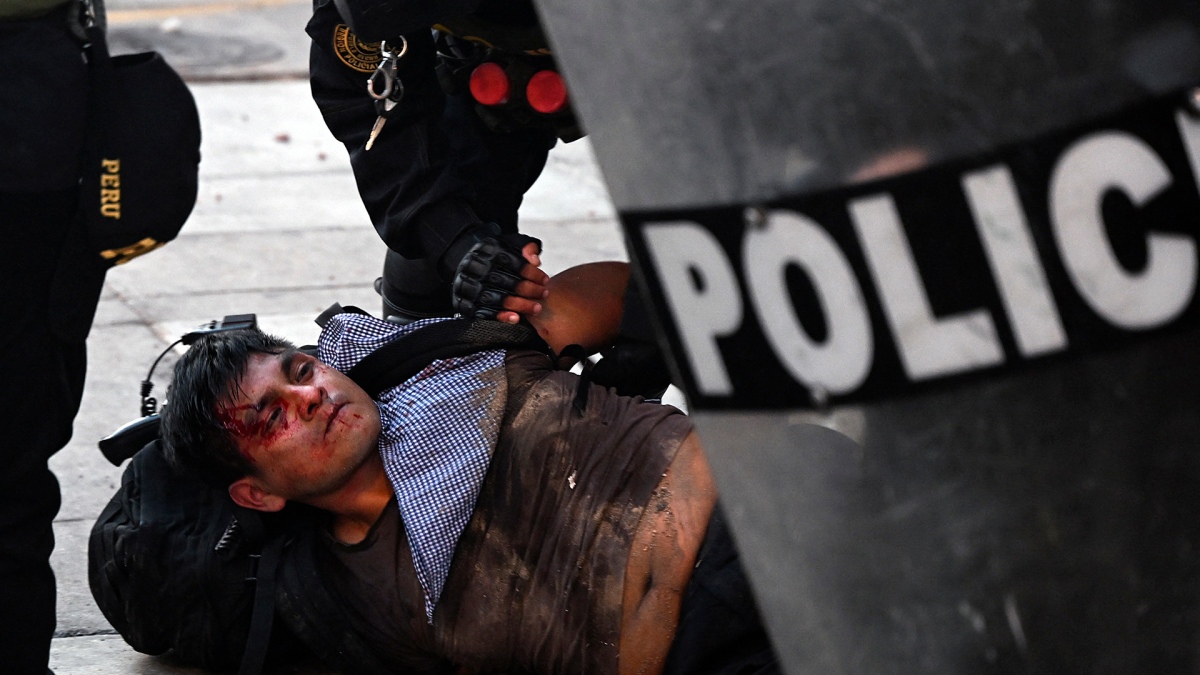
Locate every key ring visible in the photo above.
<box><xmin>382</xmin><ymin>37</ymin><xmax>409</xmax><ymax>61</ymax></box>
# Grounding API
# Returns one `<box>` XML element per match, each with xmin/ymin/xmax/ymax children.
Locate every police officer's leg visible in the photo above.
<box><xmin>378</xmin><ymin>251</ymin><xmax>456</xmax><ymax>323</ymax></box>
<box><xmin>0</xmin><ymin>188</ymin><xmax>89</xmax><ymax>674</ymax></box>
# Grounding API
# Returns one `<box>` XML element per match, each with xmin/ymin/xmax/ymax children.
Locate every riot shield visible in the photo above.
<box><xmin>534</xmin><ymin>1</ymin><xmax>1200</xmax><ymax>672</ymax></box>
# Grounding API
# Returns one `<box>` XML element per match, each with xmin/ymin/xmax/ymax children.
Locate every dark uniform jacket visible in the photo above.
<box><xmin>306</xmin><ymin>0</ymin><xmax>557</xmax><ymax>272</ymax></box>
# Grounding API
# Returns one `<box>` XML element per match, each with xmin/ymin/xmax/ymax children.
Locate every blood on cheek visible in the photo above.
<box><xmin>218</xmin><ymin>401</ymin><xmax>293</xmax><ymax>454</ymax></box>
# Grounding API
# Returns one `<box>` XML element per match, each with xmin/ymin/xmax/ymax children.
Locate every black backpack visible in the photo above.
<box><xmin>88</xmin><ymin>311</ymin><xmax>546</xmax><ymax>674</ymax></box>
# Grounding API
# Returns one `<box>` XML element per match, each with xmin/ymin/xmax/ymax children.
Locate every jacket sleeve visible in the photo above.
<box><xmin>307</xmin><ymin>0</ymin><xmax>484</xmax><ymax>267</ymax></box>
<box><xmin>327</xmin><ymin>0</ymin><xmax>482</xmax><ymax>42</ymax></box>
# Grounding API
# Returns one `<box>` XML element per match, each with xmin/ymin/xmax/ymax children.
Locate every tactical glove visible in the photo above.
<box><xmin>447</xmin><ymin>224</ymin><xmax>542</xmax><ymax>321</ymax></box>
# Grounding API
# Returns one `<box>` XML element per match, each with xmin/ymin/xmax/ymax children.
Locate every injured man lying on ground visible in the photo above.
<box><xmin>159</xmin><ymin>262</ymin><xmax>779</xmax><ymax>675</ymax></box>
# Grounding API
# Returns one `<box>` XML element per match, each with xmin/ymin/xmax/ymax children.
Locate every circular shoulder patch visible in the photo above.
<box><xmin>333</xmin><ymin>24</ymin><xmax>382</xmax><ymax>73</ymax></box>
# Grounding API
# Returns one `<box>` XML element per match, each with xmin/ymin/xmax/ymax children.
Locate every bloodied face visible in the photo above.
<box><xmin>221</xmin><ymin>350</ymin><xmax>382</xmax><ymax>510</ymax></box>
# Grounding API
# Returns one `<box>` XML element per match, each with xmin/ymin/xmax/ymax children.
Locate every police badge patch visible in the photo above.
<box><xmin>333</xmin><ymin>24</ymin><xmax>381</xmax><ymax>73</ymax></box>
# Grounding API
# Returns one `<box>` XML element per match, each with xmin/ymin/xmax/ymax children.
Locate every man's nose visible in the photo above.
<box><xmin>292</xmin><ymin>384</ymin><xmax>324</xmax><ymax>419</ymax></box>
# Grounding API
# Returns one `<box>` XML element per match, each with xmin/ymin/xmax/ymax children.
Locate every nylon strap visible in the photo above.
<box><xmin>238</xmin><ymin>533</ymin><xmax>285</xmax><ymax>675</ymax></box>
<box><xmin>346</xmin><ymin>318</ymin><xmax>545</xmax><ymax>398</ymax></box>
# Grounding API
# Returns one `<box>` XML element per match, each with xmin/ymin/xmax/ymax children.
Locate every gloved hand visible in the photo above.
<box><xmin>446</xmin><ymin>224</ymin><xmax>547</xmax><ymax>322</ymax></box>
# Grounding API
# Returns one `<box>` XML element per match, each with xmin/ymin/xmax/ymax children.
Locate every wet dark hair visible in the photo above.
<box><xmin>159</xmin><ymin>328</ymin><xmax>296</xmax><ymax>487</ymax></box>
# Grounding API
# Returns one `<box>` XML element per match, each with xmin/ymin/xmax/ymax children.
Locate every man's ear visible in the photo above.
<box><xmin>229</xmin><ymin>477</ymin><xmax>287</xmax><ymax>512</ymax></box>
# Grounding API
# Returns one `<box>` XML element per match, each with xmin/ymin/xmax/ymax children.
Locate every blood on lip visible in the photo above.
<box><xmin>326</xmin><ymin>403</ymin><xmax>346</xmax><ymax>434</ymax></box>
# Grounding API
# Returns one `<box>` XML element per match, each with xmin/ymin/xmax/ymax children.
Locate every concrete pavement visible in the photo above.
<box><xmin>47</xmin><ymin>2</ymin><xmax>628</xmax><ymax>671</ymax></box>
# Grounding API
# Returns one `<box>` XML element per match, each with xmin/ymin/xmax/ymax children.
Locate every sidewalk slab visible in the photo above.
<box><xmin>108</xmin><ymin>0</ymin><xmax>313</xmax><ymax>82</ymax></box>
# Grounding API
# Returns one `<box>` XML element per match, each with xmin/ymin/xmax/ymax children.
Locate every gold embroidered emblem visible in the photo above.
<box><xmin>101</xmin><ymin>238</ymin><xmax>165</xmax><ymax>266</ymax></box>
<box><xmin>333</xmin><ymin>24</ymin><xmax>382</xmax><ymax>73</ymax></box>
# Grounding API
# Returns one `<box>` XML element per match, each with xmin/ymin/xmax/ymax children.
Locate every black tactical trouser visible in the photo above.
<box><xmin>0</xmin><ymin>189</ymin><xmax>89</xmax><ymax>675</ymax></box>
<box><xmin>1</xmin><ymin>7</ymin><xmax>93</xmax><ymax>673</ymax></box>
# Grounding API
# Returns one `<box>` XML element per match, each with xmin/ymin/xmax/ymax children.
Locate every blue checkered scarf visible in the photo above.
<box><xmin>318</xmin><ymin>312</ymin><xmax>506</xmax><ymax>621</ymax></box>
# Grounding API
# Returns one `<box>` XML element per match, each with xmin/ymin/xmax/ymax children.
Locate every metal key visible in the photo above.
<box><xmin>365</xmin><ymin>99</ymin><xmax>397</xmax><ymax>151</ymax></box>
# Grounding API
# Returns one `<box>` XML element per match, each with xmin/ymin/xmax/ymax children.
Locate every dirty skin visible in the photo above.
<box><xmin>618</xmin><ymin>433</ymin><xmax>717</xmax><ymax>675</ymax></box>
